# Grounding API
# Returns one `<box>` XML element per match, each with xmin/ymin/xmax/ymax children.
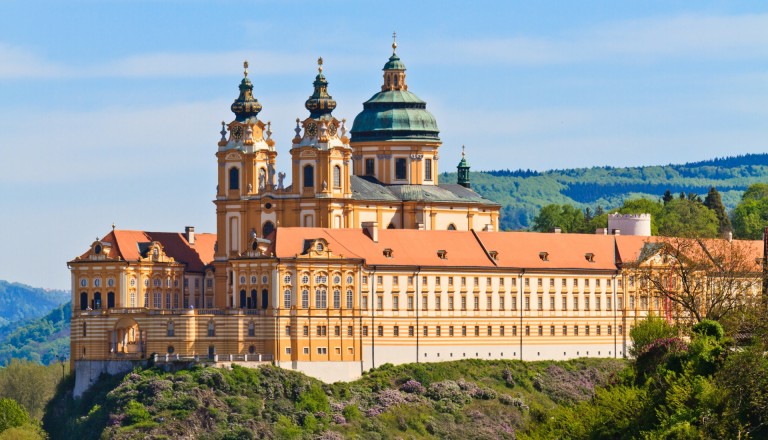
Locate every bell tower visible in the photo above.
<box><xmin>289</xmin><ymin>58</ymin><xmax>352</xmax><ymax>227</ymax></box>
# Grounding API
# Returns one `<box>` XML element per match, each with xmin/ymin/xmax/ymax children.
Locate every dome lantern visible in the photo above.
<box><xmin>230</xmin><ymin>61</ymin><xmax>263</xmax><ymax>122</ymax></box>
<box><xmin>304</xmin><ymin>57</ymin><xmax>337</xmax><ymax>120</ymax></box>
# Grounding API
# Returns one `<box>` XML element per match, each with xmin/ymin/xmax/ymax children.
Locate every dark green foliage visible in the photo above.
<box><xmin>732</xmin><ymin>182</ymin><xmax>768</xmax><ymax>239</ymax></box>
<box><xmin>629</xmin><ymin>315</ymin><xmax>678</xmax><ymax>358</ymax></box>
<box><xmin>703</xmin><ymin>187</ymin><xmax>732</xmax><ymax>234</ymax></box>
<box><xmin>0</xmin><ymin>302</ymin><xmax>71</xmax><ymax>366</ymax></box>
<box><xmin>0</xmin><ymin>281</ymin><xmax>68</xmax><ymax>330</ymax></box>
<box><xmin>692</xmin><ymin>320</ymin><xmax>724</xmax><ymax>340</ymax></box>
<box><xmin>0</xmin><ymin>359</ymin><xmax>66</xmax><ymax>420</ymax></box>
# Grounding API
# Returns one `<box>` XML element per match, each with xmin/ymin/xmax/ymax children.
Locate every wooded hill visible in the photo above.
<box><xmin>442</xmin><ymin>153</ymin><xmax>768</xmax><ymax>230</ymax></box>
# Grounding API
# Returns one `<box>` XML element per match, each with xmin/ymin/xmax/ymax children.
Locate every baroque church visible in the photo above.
<box><xmin>68</xmin><ymin>40</ymin><xmax>764</xmax><ymax>395</ymax></box>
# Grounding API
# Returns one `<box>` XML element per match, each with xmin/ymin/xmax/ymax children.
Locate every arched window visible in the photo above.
<box><xmin>80</xmin><ymin>292</ymin><xmax>88</xmax><ymax>310</ymax></box>
<box><xmin>301</xmin><ymin>289</ymin><xmax>309</xmax><ymax>309</ymax></box>
<box><xmin>346</xmin><ymin>289</ymin><xmax>354</xmax><ymax>309</ymax></box>
<box><xmin>283</xmin><ymin>289</ymin><xmax>291</xmax><ymax>308</ymax></box>
<box><xmin>333</xmin><ymin>165</ymin><xmax>341</xmax><ymax>188</ymax></box>
<box><xmin>447</xmin><ymin>223</ymin><xmax>457</xmax><ymax>231</ymax></box>
<box><xmin>303</xmin><ymin>164</ymin><xmax>314</xmax><ymax>188</ymax></box>
<box><xmin>93</xmin><ymin>292</ymin><xmax>102</xmax><ymax>310</ymax></box>
<box><xmin>315</xmin><ymin>289</ymin><xmax>327</xmax><ymax>309</ymax></box>
<box><xmin>107</xmin><ymin>292</ymin><xmax>115</xmax><ymax>309</ymax></box>
<box><xmin>333</xmin><ymin>289</ymin><xmax>341</xmax><ymax>309</ymax></box>
<box><xmin>239</xmin><ymin>289</ymin><xmax>247</xmax><ymax>309</ymax></box>
<box><xmin>229</xmin><ymin>167</ymin><xmax>240</xmax><ymax>190</ymax></box>
<box><xmin>262</xmin><ymin>221</ymin><xmax>275</xmax><ymax>238</ymax></box>
<box><xmin>208</xmin><ymin>320</ymin><xmax>215</xmax><ymax>337</ymax></box>
<box><xmin>248</xmin><ymin>321</ymin><xmax>255</xmax><ymax>337</ymax></box>
<box><xmin>261</xmin><ymin>289</ymin><xmax>268</xmax><ymax>309</ymax></box>
<box><xmin>167</xmin><ymin>321</ymin><xmax>175</xmax><ymax>337</ymax></box>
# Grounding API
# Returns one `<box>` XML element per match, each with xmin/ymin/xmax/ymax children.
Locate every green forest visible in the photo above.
<box><xmin>447</xmin><ymin>153</ymin><xmax>768</xmax><ymax>231</ymax></box>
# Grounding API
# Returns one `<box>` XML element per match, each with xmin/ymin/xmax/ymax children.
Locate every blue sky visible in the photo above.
<box><xmin>1</xmin><ymin>1</ymin><xmax>767</xmax><ymax>289</ymax></box>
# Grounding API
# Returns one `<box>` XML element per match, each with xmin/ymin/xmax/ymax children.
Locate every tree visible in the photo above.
<box><xmin>703</xmin><ymin>187</ymin><xmax>732</xmax><ymax>235</ymax></box>
<box><xmin>629</xmin><ymin>314</ymin><xmax>678</xmax><ymax>357</ymax></box>
<box><xmin>732</xmin><ymin>183</ymin><xmax>768</xmax><ymax>239</ymax></box>
<box><xmin>0</xmin><ymin>359</ymin><xmax>63</xmax><ymax>420</ymax></box>
<box><xmin>635</xmin><ymin>236</ymin><xmax>759</xmax><ymax>324</ymax></box>
<box><xmin>663</xmin><ymin>190</ymin><xmax>674</xmax><ymax>205</ymax></box>
<box><xmin>658</xmin><ymin>198</ymin><xmax>719</xmax><ymax>238</ymax></box>
<box><xmin>741</xmin><ymin>182</ymin><xmax>768</xmax><ymax>202</ymax></box>
<box><xmin>532</xmin><ymin>204</ymin><xmax>586</xmax><ymax>233</ymax></box>
<box><xmin>0</xmin><ymin>398</ymin><xmax>29</xmax><ymax>433</ymax></box>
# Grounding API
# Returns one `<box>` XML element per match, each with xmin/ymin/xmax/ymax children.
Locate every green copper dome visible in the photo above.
<box><xmin>230</xmin><ymin>62</ymin><xmax>262</xmax><ymax>122</ymax></box>
<box><xmin>305</xmin><ymin>58</ymin><xmax>337</xmax><ymax>120</ymax></box>
<box><xmin>350</xmin><ymin>50</ymin><xmax>440</xmax><ymax>142</ymax></box>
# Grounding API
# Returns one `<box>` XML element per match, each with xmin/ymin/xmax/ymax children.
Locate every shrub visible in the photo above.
<box><xmin>296</xmin><ymin>383</ymin><xmax>329</xmax><ymax>413</ymax></box>
<box><xmin>400</xmin><ymin>379</ymin><xmax>426</xmax><ymax>394</ymax></box>
<box><xmin>123</xmin><ymin>400</ymin><xmax>151</xmax><ymax>425</ymax></box>
<box><xmin>635</xmin><ymin>337</ymin><xmax>689</xmax><ymax>379</ymax></box>
<box><xmin>692</xmin><ymin>320</ymin><xmax>724</xmax><ymax>340</ymax></box>
<box><xmin>0</xmin><ymin>398</ymin><xmax>29</xmax><ymax>432</ymax></box>
<box><xmin>630</xmin><ymin>315</ymin><xmax>678</xmax><ymax>358</ymax></box>
<box><xmin>342</xmin><ymin>404</ymin><xmax>361</xmax><ymax>422</ymax></box>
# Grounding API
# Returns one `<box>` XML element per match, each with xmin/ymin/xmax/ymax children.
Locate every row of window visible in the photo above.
<box><xmin>238</xmin><ymin>274</ymin><xmax>270</xmax><ymax>285</ymax></box>
<box><xmin>363</xmin><ymin>157</ymin><xmax>433</xmax><ymax>181</ymax></box>
<box><xmin>293</xmin><ymin>289</ymin><xmax>354</xmax><ymax>309</ymax></box>
<box><xmin>361</xmin><ymin>275</ymin><xmax>621</xmax><ymax>291</ymax></box>
<box><xmin>358</xmin><ymin>324</ymin><xmax>624</xmax><ymax>337</ymax></box>
<box><xmin>293</xmin><ymin>274</ymin><xmax>355</xmax><ymax>285</ymax></box>
<box><xmin>361</xmin><ymin>294</ymin><xmax>621</xmax><ymax>312</ymax></box>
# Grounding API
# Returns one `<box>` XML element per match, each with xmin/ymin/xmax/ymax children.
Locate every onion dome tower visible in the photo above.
<box><xmin>230</xmin><ymin>61</ymin><xmax>263</xmax><ymax>123</ymax></box>
<box><xmin>290</xmin><ymin>58</ymin><xmax>352</xmax><ymax>201</ymax></box>
<box><xmin>457</xmin><ymin>145</ymin><xmax>471</xmax><ymax>189</ymax></box>
<box><xmin>349</xmin><ymin>34</ymin><xmax>441</xmax><ymax>185</ymax></box>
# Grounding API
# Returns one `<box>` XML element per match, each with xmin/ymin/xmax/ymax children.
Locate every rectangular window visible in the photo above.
<box><xmin>436</xmin><ymin>326</ymin><xmax>441</xmax><ymax>336</ymax></box>
<box><xmin>511</xmin><ymin>296</ymin><xmax>517</xmax><ymax>311</ymax></box>
<box><xmin>423</xmin><ymin>326</ymin><xmax>428</xmax><ymax>337</ymax></box>
<box><xmin>461</xmin><ymin>296</ymin><xmax>467</xmax><ymax>310</ymax></box>
<box><xmin>487</xmin><ymin>296</ymin><xmax>492</xmax><ymax>310</ymax></box>
<box><xmin>422</xmin><ymin>296</ymin><xmax>428</xmax><ymax>311</ymax></box>
<box><xmin>562</xmin><ymin>278</ymin><xmax>567</xmax><ymax>287</ymax></box>
<box><xmin>512</xmin><ymin>325</ymin><xmax>517</xmax><ymax>336</ymax></box>
<box><xmin>619</xmin><ymin>325</ymin><xmax>623</xmax><ymax>335</ymax></box>
<box><xmin>462</xmin><ymin>277</ymin><xmax>467</xmax><ymax>286</ymax></box>
<box><xmin>499</xmin><ymin>297</ymin><xmax>505</xmax><ymax>310</ymax></box>
<box><xmin>525</xmin><ymin>326</ymin><xmax>530</xmax><ymax>336</ymax></box>
<box><xmin>377</xmin><ymin>276</ymin><xmax>383</xmax><ymax>285</ymax></box>
<box><xmin>573</xmin><ymin>297</ymin><xmax>579</xmax><ymax>311</ymax></box>
<box><xmin>395</xmin><ymin>158</ymin><xmax>407</xmax><ymax>180</ymax></box>
<box><xmin>334</xmin><ymin>326</ymin><xmax>340</xmax><ymax>336</ymax></box>
<box><xmin>448</xmin><ymin>277</ymin><xmax>454</xmax><ymax>286</ymax></box>
<box><xmin>376</xmin><ymin>296</ymin><xmax>383</xmax><ymax>311</ymax></box>
<box><xmin>317</xmin><ymin>347</ymin><xmax>327</xmax><ymax>355</ymax></box>
<box><xmin>550</xmin><ymin>297</ymin><xmax>555</xmax><ymax>310</ymax></box>
<box><xmin>538</xmin><ymin>279</ymin><xmax>542</xmax><ymax>287</ymax></box>
<box><xmin>347</xmin><ymin>326</ymin><xmax>353</xmax><ymax>336</ymax></box>
<box><xmin>500</xmin><ymin>326</ymin><xmax>505</xmax><ymax>336</ymax></box>
<box><xmin>510</xmin><ymin>278</ymin><xmax>516</xmax><ymax>287</ymax></box>
<box><xmin>596</xmin><ymin>298</ymin><xmax>601</xmax><ymax>311</ymax></box>
<box><xmin>393</xmin><ymin>276</ymin><xmax>399</xmax><ymax>286</ymax></box>
<box><xmin>550</xmin><ymin>279</ymin><xmax>555</xmax><ymax>287</ymax></box>
<box><xmin>562</xmin><ymin>325</ymin><xmax>567</xmax><ymax>336</ymax></box>
<box><xmin>362</xmin><ymin>275</ymin><xmax>368</xmax><ymax>284</ymax></box>
<box><xmin>285</xmin><ymin>326</ymin><xmax>291</xmax><ymax>336</ymax></box>
<box><xmin>586</xmin><ymin>325</ymin><xmax>590</xmax><ymax>336</ymax></box>
<box><xmin>365</xmin><ymin>158</ymin><xmax>375</xmax><ymax>176</ymax></box>
<box><xmin>393</xmin><ymin>296</ymin><xmax>399</xmax><ymax>310</ymax></box>
<box><xmin>393</xmin><ymin>326</ymin><xmax>399</xmax><ymax>337</ymax></box>
<box><xmin>408</xmin><ymin>326</ymin><xmax>415</xmax><ymax>337</ymax></box>
<box><xmin>537</xmin><ymin>296</ymin><xmax>543</xmax><ymax>311</ymax></box>
<box><xmin>596</xmin><ymin>325</ymin><xmax>601</xmax><ymax>336</ymax></box>
<box><xmin>303</xmin><ymin>347</ymin><xmax>309</xmax><ymax>355</ymax></box>
<box><xmin>525</xmin><ymin>278</ymin><xmax>530</xmax><ymax>287</ymax></box>
<box><xmin>538</xmin><ymin>325</ymin><xmax>543</xmax><ymax>336</ymax></box>
<box><xmin>363</xmin><ymin>326</ymin><xmax>368</xmax><ymax>336</ymax></box>
<box><xmin>607</xmin><ymin>325</ymin><xmax>612</xmax><ymax>335</ymax></box>
<box><xmin>474</xmin><ymin>296</ymin><xmax>479</xmax><ymax>310</ymax></box>
<box><xmin>448</xmin><ymin>296</ymin><xmax>454</xmax><ymax>310</ymax></box>
<box><xmin>607</xmin><ymin>297</ymin><xmax>612</xmax><ymax>310</ymax></box>
<box><xmin>422</xmin><ymin>276</ymin><xmax>428</xmax><ymax>285</ymax></box>
<box><xmin>474</xmin><ymin>326</ymin><xmax>480</xmax><ymax>336</ymax></box>
<box><xmin>574</xmin><ymin>325</ymin><xmax>579</xmax><ymax>336</ymax></box>
<box><xmin>316</xmin><ymin>326</ymin><xmax>327</xmax><ymax>336</ymax></box>
<box><xmin>562</xmin><ymin>297</ymin><xmax>567</xmax><ymax>311</ymax></box>
<box><xmin>449</xmin><ymin>326</ymin><xmax>454</xmax><ymax>336</ymax></box>
<box><xmin>425</xmin><ymin>158</ymin><xmax>433</xmax><ymax>180</ymax></box>
<box><xmin>408</xmin><ymin>296</ymin><xmax>414</xmax><ymax>310</ymax></box>
<box><xmin>585</xmin><ymin>297</ymin><xmax>590</xmax><ymax>311</ymax></box>
<box><xmin>408</xmin><ymin>276</ymin><xmax>413</xmax><ymax>285</ymax></box>
<box><xmin>435</xmin><ymin>297</ymin><xmax>441</xmax><ymax>310</ymax></box>
<box><xmin>524</xmin><ymin>296</ymin><xmax>530</xmax><ymax>310</ymax></box>
<box><xmin>550</xmin><ymin>325</ymin><xmax>555</xmax><ymax>336</ymax></box>
<box><xmin>487</xmin><ymin>326</ymin><xmax>492</xmax><ymax>336</ymax></box>
<box><xmin>362</xmin><ymin>296</ymin><xmax>368</xmax><ymax>309</ymax></box>
<box><xmin>286</xmin><ymin>347</ymin><xmax>292</xmax><ymax>354</ymax></box>
<box><xmin>461</xmin><ymin>326</ymin><xmax>467</xmax><ymax>336</ymax></box>
<box><xmin>303</xmin><ymin>326</ymin><xmax>309</xmax><ymax>336</ymax></box>
<box><xmin>377</xmin><ymin>326</ymin><xmax>383</xmax><ymax>337</ymax></box>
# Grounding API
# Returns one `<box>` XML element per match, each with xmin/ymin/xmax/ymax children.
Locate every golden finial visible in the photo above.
<box><xmin>318</xmin><ymin>57</ymin><xmax>323</xmax><ymax>73</ymax></box>
<box><xmin>243</xmin><ymin>60</ymin><xmax>249</xmax><ymax>77</ymax></box>
<box><xmin>392</xmin><ymin>31</ymin><xmax>397</xmax><ymax>53</ymax></box>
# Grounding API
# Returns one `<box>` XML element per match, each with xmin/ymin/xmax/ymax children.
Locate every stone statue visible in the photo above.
<box><xmin>278</xmin><ymin>172</ymin><xmax>286</xmax><ymax>190</ymax></box>
<box><xmin>322</xmin><ymin>180</ymin><xmax>328</xmax><ymax>191</ymax></box>
<box><xmin>268</xmin><ymin>164</ymin><xmax>276</xmax><ymax>186</ymax></box>
<box><xmin>258</xmin><ymin>173</ymin><xmax>265</xmax><ymax>190</ymax></box>
<box><xmin>247</xmin><ymin>183</ymin><xmax>253</xmax><ymax>193</ymax></box>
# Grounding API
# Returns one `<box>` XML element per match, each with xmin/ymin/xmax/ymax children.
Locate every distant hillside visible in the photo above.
<box><xmin>0</xmin><ymin>302</ymin><xmax>70</xmax><ymax>365</ymax></box>
<box><xmin>442</xmin><ymin>153</ymin><xmax>768</xmax><ymax>230</ymax></box>
<box><xmin>0</xmin><ymin>281</ymin><xmax>68</xmax><ymax>329</ymax></box>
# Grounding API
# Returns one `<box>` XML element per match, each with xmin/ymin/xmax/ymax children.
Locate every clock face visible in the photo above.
<box><xmin>328</xmin><ymin>123</ymin><xmax>337</xmax><ymax>136</ymax></box>
<box><xmin>232</xmin><ymin>125</ymin><xmax>243</xmax><ymax>141</ymax></box>
<box><xmin>307</xmin><ymin>122</ymin><xmax>318</xmax><ymax>137</ymax></box>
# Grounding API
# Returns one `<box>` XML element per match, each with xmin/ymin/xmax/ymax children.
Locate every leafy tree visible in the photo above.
<box><xmin>703</xmin><ymin>187</ymin><xmax>732</xmax><ymax>235</ymax></box>
<box><xmin>732</xmin><ymin>183</ymin><xmax>768</xmax><ymax>239</ymax></box>
<box><xmin>0</xmin><ymin>360</ymin><xmax>64</xmax><ymax>419</ymax></box>
<box><xmin>0</xmin><ymin>398</ymin><xmax>29</xmax><ymax>433</ymax></box>
<box><xmin>741</xmin><ymin>182</ymin><xmax>768</xmax><ymax>202</ymax></box>
<box><xmin>532</xmin><ymin>204</ymin><xmax>586</xmax><ymax>233</ymax></box>
<box><xmin>658</xmin><ymin>198</ymin><xmax>719</xmax><ymax>238</ymax></box>
<box><xmin>629</xmin><ymin>315</ymin><xmax>678</xmax><ymax>358</ymax></box>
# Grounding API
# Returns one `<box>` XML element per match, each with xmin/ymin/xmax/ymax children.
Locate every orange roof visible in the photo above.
<box><xmin>475</xmin><ymin>231</ymin><xmax>619</xmax><ymax>271</ymax></box>
<box><xmin>75</xmin><ymin>229</ymin><xmax>216</xmax><ymax>273</ymax></box>
<box><xmin>614</xmin><ymin>235</ymin><xmax>656</xmax><ymax>264</ymax></box>
<box><xmin>274</xmin><ymin>228</ymin><xmax>496</xmax><ymax>268</ymax></box>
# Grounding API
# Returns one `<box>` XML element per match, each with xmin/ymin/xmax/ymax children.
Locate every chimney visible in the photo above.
<box><xmin>185</xmin><ymin>226</ymin><xmax>195</xmax><ymax>245</ymax></box>
<box><xmin>595</xmin><ymin>228</ymin><xmax>607</xmax><ymax>235</ymax></box>
<box><xmin>612</xmin><ymin>229</ymin><xmax>621</xmax><ymax>236</ymax></box>
<box><xmin>362</xmin><ymin>221</ymin><xmax>378</xmax><ymax>243</ymax></box>
<box><xmin>552</xmin><ymin>227</ymin><xmax>561</xmax><ymax>234</ymax></box>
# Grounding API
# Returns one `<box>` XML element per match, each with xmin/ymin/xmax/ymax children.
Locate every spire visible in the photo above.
<box><xmin>305</xmin><ymin>57</ymin><xmax>337</xmax><ymax>119</ymax></box>
<box><xmin>230</xmin><ymin>60</ymin><xmax>263</xmax><ymax>122</ymax></box>
<box><xmin>457</xmin><ymin>145</ymin><xmax>470</xmax><ymax>188</ymax></box>
<box><xmin>382</xmin><ymin>34</ymin><xmax>407</xmax><ymax>91</ymax></box>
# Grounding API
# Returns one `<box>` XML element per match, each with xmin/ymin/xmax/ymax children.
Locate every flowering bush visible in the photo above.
<box><xmin>376</xmin><ymin>389</ymin><xmax>406</xmax><ymax>408</ymax></box>
<box><xmin>533</xmin><ymin>365</ymin><xmax>614</xmax><ymax>404</ymax></box>
<box><xmin>331</xmin><ymin>413</ymin><xmax>346</xmax><ymax>424</ymax></box>
<box><xmin>426</xmin><ymin>381</ymin><xmax>471</xmax><ymax>405</ymax></box>
<box><xmin>400</xmin><ymin>379</ymin><xmax>426</xmax><ymax>394</ymax></box>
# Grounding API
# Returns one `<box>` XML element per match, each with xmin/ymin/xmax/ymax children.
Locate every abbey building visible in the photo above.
<box><xmin>68</xmin><ymin>41</ymin><xmax>764</xmax><ymax>394</ymax></box>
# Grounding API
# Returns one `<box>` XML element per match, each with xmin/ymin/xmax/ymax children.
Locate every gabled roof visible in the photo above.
<box><xmin>74</xmin><ymin>230</ymin><xmax>216</xmax><ymax>272</ymax></box>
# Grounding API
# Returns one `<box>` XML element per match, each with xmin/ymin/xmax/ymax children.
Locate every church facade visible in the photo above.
<box><xmin>68</xmin><ymin>42</ymin><xmax>764</xmax><ymax>391</ymax></box>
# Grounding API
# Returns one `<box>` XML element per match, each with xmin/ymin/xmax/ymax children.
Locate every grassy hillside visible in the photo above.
<box><xmin>0</xmin><ymin>302</ymin><xmax>70</xmax><ymax>366</ymax></box>
<box><xmin>0</xmin><ymin>281</ymin><xmax>68</xmax><ymax>329</ymax></box>
<box><xmin>443</xmin><ymin>153</ymin><xmax>768</xmax><ymax>230</ymax></box>
<box><xmin>44</xmin><ymin>358</ymin><xmax>625</xmax><ymax>440</ymax></box>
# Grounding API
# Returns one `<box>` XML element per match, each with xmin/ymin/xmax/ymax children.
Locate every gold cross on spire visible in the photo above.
<box><xmin>392</xmin><ymin>31</ymin><xmax>397</xmax><ymax>53</ymax></box>
<box><xmin>318</xmin><ymin>56</ymin><xmax>323</xmax><ymax>73</ymax></box>
<box><xmin>243</xmin><ymin>60</ymin><xmax>249</xmax><ymax>77</ymax></box>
